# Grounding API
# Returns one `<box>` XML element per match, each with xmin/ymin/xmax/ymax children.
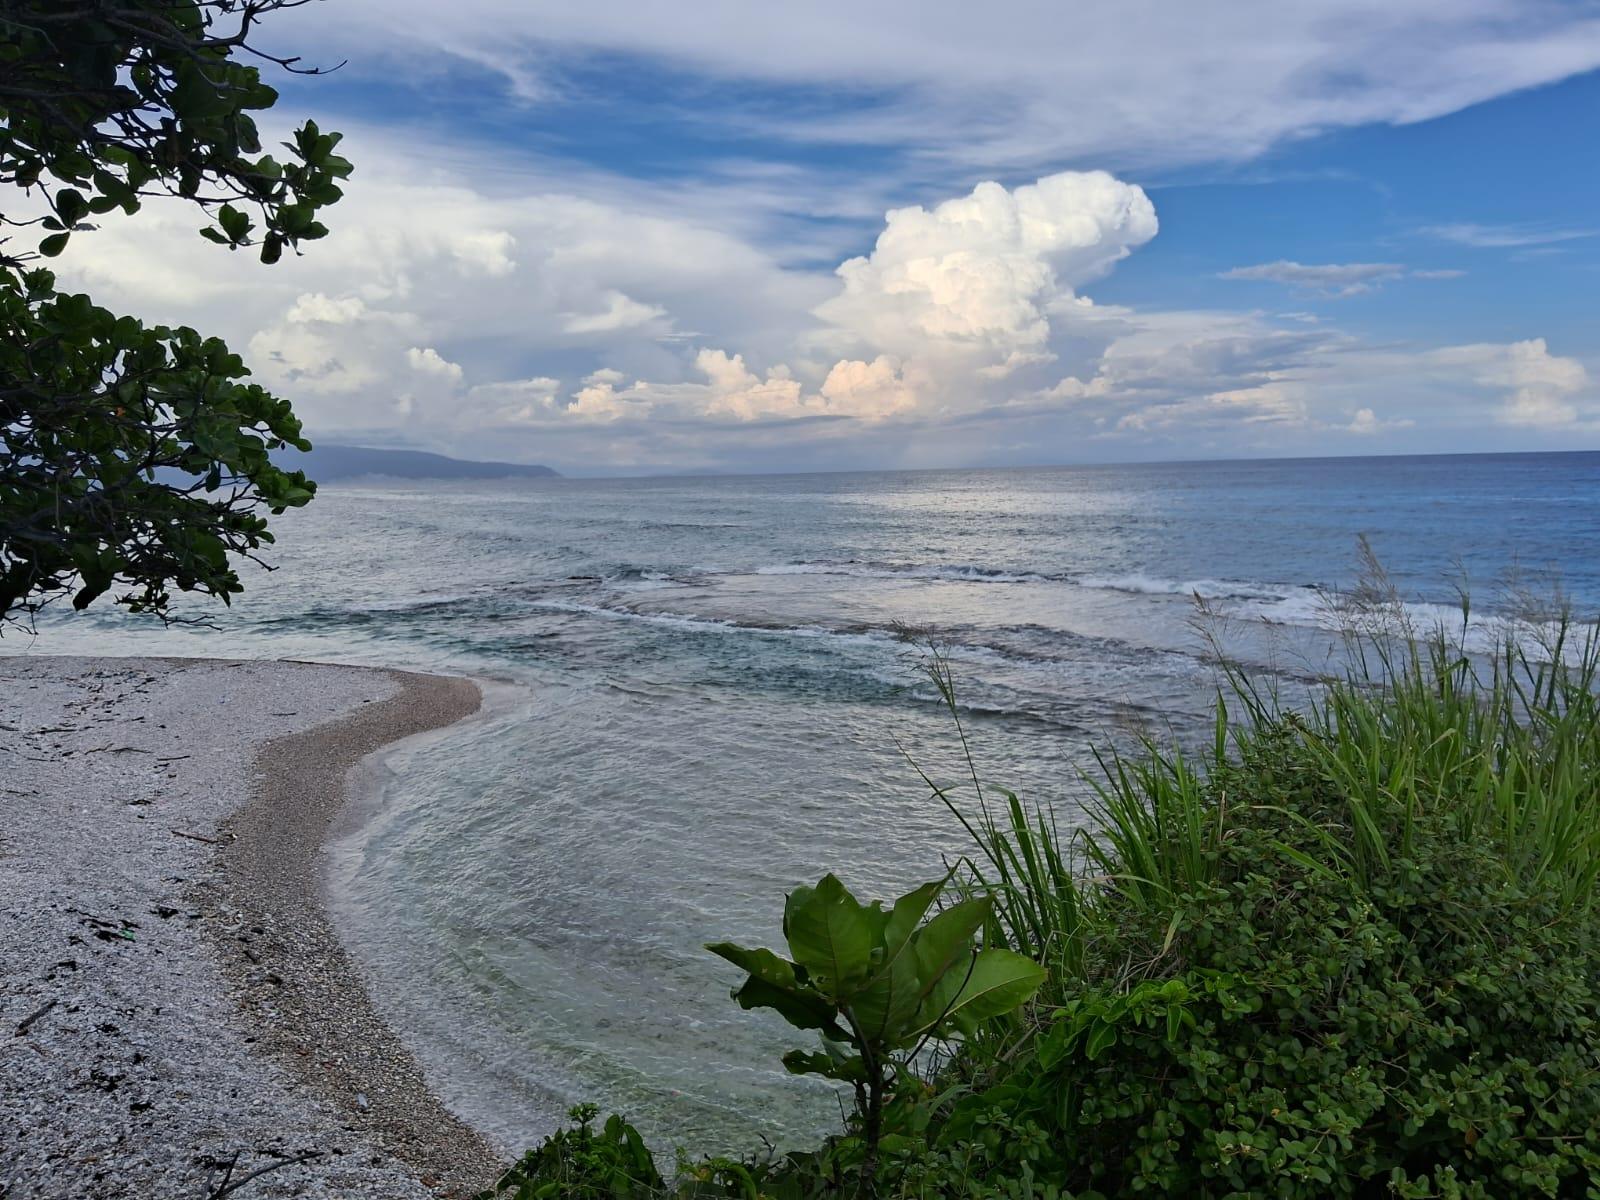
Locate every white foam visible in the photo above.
<box><xmin>755</xmin><ymin>561</ymin><xmax>1053</xmax><ymax>584</ymax></box>
<box><xmin>1077</xmin><ymin>573</ymin><xmax>1289</xmax><ymax>601</ymax></box>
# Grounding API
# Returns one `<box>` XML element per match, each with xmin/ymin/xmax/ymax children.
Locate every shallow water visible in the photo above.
<box><xmin>16</xmin><ymin>451</ymin><xmax>1600</xmax><ymax>1154</ymax></box>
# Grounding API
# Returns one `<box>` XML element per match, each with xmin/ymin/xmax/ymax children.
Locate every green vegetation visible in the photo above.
<box><xmin>0</xmin><ymin>1</ymin><xmax>346</xmax><ymax>623</ymax></box>
<box><xmin>487</xmin><ymin>608</ymin><xmax>1600</xmax><ymax>1198</ymax></box>
<box><xmin>710</xmin><ymin>872</ymin><xmax>1046</xmax><ymax>1181</ymax></box>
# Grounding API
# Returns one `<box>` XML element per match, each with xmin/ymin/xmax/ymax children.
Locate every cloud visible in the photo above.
<box><xmin>286</xmin><ymin>293</ymin><xmax>370</xmax><ymax>324</ymax></box>
<box><xmin>45</xmin><ymin>126</ymin><xmax>1595</xmax><ymax>471</ymax></box>
<box><xmin>815</xmin><ymin>171</ymin><xmax>1157</xmax><ymax>376</ymax></box>
<box><xmin>406</xmin><ymin>346</ymin><xmax>465</xmax><ymax>380</ymax></box>
<box><xmin>819</xmin><ymin>357</ymin><xmax>920</xmax><ymax>419</ymax></box>
<box><xmin>1426</xmin><ymin>339</ymin><xmax>1591</xmax><ymax>428</ymax></box>
<box><xmin>1220</xmin><ymin>260</ymin><xmax>1463</xmax><ymax>296</ymax></box>
<box><xmin>1221</xmin><ymin>261</ymin><xmax>1405</xmax><ymax>295</ymax></box>
<box><xmin>1345</xmin><ymin>407</ymin><xmax>1415</xmax><ymax>435</ymax></box>
<box><xmin>563</xmin><ymin>291</ymin><xmax>669</xmax><ymax>334</ymax></box>
<box><xmin>299</xmin><ymin>2</ymin><xmax>1600</xmax><ymax>175</ymax></box>
<box><xmin>1421</xmin><ymin>223</ymin><xmax>1597</xmax><ymax>248</ymax></box>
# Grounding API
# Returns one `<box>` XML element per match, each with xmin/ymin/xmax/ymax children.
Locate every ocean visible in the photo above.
<box><xmin>15</xmin><ymin>451</ymin><xmax>1600</xmax><ymax>1155</ymax></box>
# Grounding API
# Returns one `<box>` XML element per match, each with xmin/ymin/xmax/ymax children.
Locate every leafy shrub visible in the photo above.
<box><xmin>482</xmin><ymin>1104</ymin><xmax>663</xmax><ymax>1199</ymax></box>
<box><xmin>942</xmin><ymin>779</ymin><xmax>1600</xmax><ymax>1196</ymax></box>
<box><xmin>930</xmin><ymin>619</ymin><xmax>1600</xmax><ymax>1198</ymax></box>
<box><xmin>709</xmin><ymin>872</ymin><xmax>1045</xmax><ymax>1178</ymax></box>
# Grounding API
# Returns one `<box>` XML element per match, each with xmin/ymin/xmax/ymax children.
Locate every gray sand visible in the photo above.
<box><xmin>0</xmin><ymin>656</ymin><xmax>504</xmax><ymax>1199</ymax></box>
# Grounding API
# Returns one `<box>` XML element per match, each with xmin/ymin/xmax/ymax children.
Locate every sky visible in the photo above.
<box><xmin>57</xmin><ymin>0</ymin><xmax>1600</xmax><ymax>474</ymax></box>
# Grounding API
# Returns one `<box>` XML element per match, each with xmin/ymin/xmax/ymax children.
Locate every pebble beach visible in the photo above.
<box><xmin>0</xmin><ymin>656</ymin><xmax>500</xmax><ymax>1199</ymax></box>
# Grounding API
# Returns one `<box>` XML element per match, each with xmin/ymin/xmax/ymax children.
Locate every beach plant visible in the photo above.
<box><xmin>916</xmin><ymin>609</ymin><xmax>1600</xmax><ymax>1196</ymax></box>
<box><xmin>708</xmin><ymin>873</ymin><xmax>1046</xmax><ymax>1184</ymax></box>
<box><xmin>483</xmin><ymin>1104</ymin><xmax>665</xmax><ymax>1200</ymax></box>
<box><xmin>0</xmin><ymin>1</ymin><xmax>348</xmax><ymax>624</ymax></box>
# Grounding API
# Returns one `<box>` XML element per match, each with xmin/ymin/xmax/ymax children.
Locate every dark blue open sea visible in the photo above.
<box><xmin>16</xmin><ymin>451</ymin><xmax>1600</xmax><ymax>1154</ymax></box>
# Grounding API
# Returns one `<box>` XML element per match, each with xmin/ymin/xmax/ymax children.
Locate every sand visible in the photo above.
<box><xmin>0</xmin><ymin>656</ymin><xmax>505</xmax><ymax>1199</ymax></box>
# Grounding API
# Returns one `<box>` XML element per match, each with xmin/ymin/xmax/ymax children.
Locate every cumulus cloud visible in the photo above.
<box><xmin>286</xmin><ymin>293</ymin><xmax>370</xmax><ymax>325</ymax></box>
<box><xmin>1426</xmin><ymin>339</ymin><xmax>1591</xmax><ymax>428</ymax></box>
<box><xmin>816</xmin><ymin>172</ymin><xmax>1156</xmax><ymax>373</ymax></box>
<box><xmin>1345</xmin><ymin>407</ymin><xmax>1415</xmax><ymax>435</ymax></box>
<box><xmin>406</xmin><ymin>346</ymin><xmax>465</xmax><ymax>380</ymax></box>
<box><xmin>44</xmin><ymin>125</ymin><xmax>1595</xmax><ymax>471</ymax></box>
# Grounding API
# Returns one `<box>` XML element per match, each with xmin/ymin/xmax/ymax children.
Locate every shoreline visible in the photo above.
<box><xmin>0</xmin><ymin>655</ymin><xmax>504</xmax><ymax>1198</ymax></box>
<box><xmin>211</xmin><ymin>660</ymin><xmax>505</xmax><ymax>1196</ymax></box>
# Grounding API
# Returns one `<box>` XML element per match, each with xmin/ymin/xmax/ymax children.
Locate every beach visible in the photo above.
<box><xmin>0</xmin><ymin>656</ymin><xmax>501</xmax><ymax>1199</ymax></box>
<box><xmin>20</xmin><ymin>454</ymin><xmax>1600</xmax><ymax>1152</ymax></box>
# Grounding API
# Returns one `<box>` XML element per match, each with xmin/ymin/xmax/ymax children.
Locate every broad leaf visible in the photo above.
<box><xmin>783</xmin><ymin>1048</ymin><xmax>867</xmax><ymax>1083</ymax></box>
<box><xmin>851</xmin><ymin>948</ymin><xmax>923</xmax><ymax>1044</ymax></box>
<box><xmin>783</xmin><ymin>874</ymin><xmax>875</xmax><ymax>998</ymax></box>
<box><xmin>911</xmin><ymin>947</ymin><xmax>1046</xmax><ymax>1038</ymax></box>
<box><xmin>909</xmin><ymin>896</ymin><xmax>993</xmax><ymax>998</ymax></box>
<box><xmin>728</xmin><ymin>975</ymin><xmax>846</xmax><ymax>1040</ymax></box>
<box><xmin>882</xmin><ymin>877</ymin><xmax>946</xmax><ymax>963</ymax></box>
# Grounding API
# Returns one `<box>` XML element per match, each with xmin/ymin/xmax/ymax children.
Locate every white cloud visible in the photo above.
<box><xmin>44</xmin><ymin>126</ymin><xmax>1596</xmax><ymax>471</ymax></box>
<box><xmin>1345</xmin><ymin>407</ymin><xmax>1415</xmax><ymax>435</ymax></box>
<box><xmin>819</xmin><ymin>357</ymin><xmax>919</xmax><ymax>419</ymax></box>
<box><xmin>1220</xmin><ymin>261</ymin><xmax>1471</xmax><ymax>296</ymax></box>
<box><xmin>286</xmin><ymin>293</ymin><xmax>370</xmax><ymax>324</ymax></box>
<box><xmin>299</xmin><ymin>2</ymin><xmax>1600</xmax><ymax>175</ymax></box>
<box><xmin>1422</xmin><ymin>223</ymin><xmax>1596</xmax><ymax>248</ymax></box>
<box><xmin>1220</xmin><ymin>260</ymin><xmax>1406</xmax><ymax>296</ymax></box>
<box><xmin>563</xmin><ymin>291</ymin><xmax>669</xmax><ymax>334</ymax></box>
<box><xmin>815</xmin><ymin>171</ymin><xmax>1157</xmax><ymax>378</ymax></box>
<box><xmin>1426</xmin><ymin>339</ymin><xmax>1591</xmax><ymax>428</ymax></box>
<box><xmin>406</xmin><ymin>346</ymin><xmax>465</xmax><ymax>380</ymax></box>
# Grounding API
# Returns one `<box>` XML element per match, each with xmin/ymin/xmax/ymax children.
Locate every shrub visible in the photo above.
<box><xmin>930</xmin><ymin>619</ymin><xmax>1600</xmax><ymax>1198</ymax></box>
<box><xmin>482</xmin><ymin>1104</ymin><xmax>664</xmax><ymax>1199</ymax></box>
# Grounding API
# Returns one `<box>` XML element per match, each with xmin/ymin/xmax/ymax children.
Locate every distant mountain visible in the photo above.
<box><xmin>281</xmin><ymin>444</ymin><xmax>560</xmax><ymax>482</ymax></box>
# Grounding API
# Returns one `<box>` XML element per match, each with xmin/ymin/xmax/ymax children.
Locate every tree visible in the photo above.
<box><xmin>0</xmin><ymin>0</ymin><xmax>350</xmax><ymax>623</ymax></box>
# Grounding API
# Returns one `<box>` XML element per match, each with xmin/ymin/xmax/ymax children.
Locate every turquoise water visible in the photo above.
<box><xmin>17</xmin><ymin>451</ymin><xmax>1600</xmax><ymax>1154</ymax></box>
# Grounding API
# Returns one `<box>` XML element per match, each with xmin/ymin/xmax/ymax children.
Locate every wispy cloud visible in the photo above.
<box><xmin>1219</xmin><ymin>260</ymin><xmax>1442</xmax><ymax>297</ymax></box>
<box><xmin>299</xmin><ymin>2</ymin><xmax>1600</xmax><ymax>177</ymax></box>
<box><xmin>1421</xmin><ymin>223</ymin><xmax>1597</xmax><ymax>248</ymax></box>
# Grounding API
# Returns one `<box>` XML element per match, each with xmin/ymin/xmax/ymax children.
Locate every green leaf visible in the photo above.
<box><xmin>218</xmin><ymin>203</ymin><xmax>251</xmax><ymax>242</ymax></box>
<box><xmin>851</xmin><ymin>946</ymin><xmax>922</xmax><ymax>1043</ymax></box>
<box><xmin>39</xmin><ymin>233</ymin><xmax>70</xmax><ymax>257</ymax></box>
<box><xmin>783</xmin><ymin>1048</ymin><xmax>867</xmax><ymax>1083</ymax></box>
<box><xmin>911</xmin><ymin>947</ymin><xmax>1046</xmax><ymax>1039</ymax></box>
<box><xmin>708</xmin><ymin>943</ymin><xmax>848</xmax><ymax>1038</ymax></box>
<box><xmin>783</xmin><ymin>874</ymin><xmax>875</xmax><ymax>998</ymax></box>
<box><xmin>909</xmin><ymin>896</ymin><xmax>993</xmax><ymax>994</ymax></box>
<box><xmin>883</xmin><ymin>877</ymin><xmax>947</xmax><ymax>962</ymax></box>
<box><xmin>56</xmin><ymin>188</ymin><xmax>88</xmax><ymax>224</ymax></box>
<box><xmin>706</xmin><ymin>942</ymin><xmax>801</xmax><ymax>990</ymax></box>
<box><xmin>727</xmin><ymin>975</ymin><xmax>845</xmax><ymax>1039</ymax></box>
<box><xmin>1085</xmin><ymin>1018</ymin><xmax>1118</xmax><ymax>1061</ymax></box>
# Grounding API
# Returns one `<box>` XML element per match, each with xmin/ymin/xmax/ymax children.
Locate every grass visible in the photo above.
<box><xmin>926</xmin><ymin>578</ymin><xmax>1600</xmax><ymax>996</ymax></box>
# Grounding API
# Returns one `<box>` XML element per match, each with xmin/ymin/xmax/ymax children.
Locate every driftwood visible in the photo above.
<box><xmin>14</xmin><ymin>998</ymin><xmax>57</xmax><ymax>1037</ymax></box>
<box><xmin>202</xmin><ymin>1149</ymin><xmax>326</xmax><ymax>1199</ymax></box>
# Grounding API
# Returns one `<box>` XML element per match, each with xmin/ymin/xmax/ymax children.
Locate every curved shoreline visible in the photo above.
<box><xmin>209</xmin><ymin>663</ymin><xmax>505</xmax><ymax>1197</ymax></box>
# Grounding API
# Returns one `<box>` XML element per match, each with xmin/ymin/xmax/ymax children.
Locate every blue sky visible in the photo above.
<box><xmin>59</xmin><ymin>1</ymin><xmax>1600</xmax><ymax>473</ymax></box>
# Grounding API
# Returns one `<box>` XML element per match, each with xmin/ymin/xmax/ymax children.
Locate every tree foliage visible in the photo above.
<box><xmin>0</xmin><ymin>0</ymin><xmax>349</xmax><ymax>623</ymax></box>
